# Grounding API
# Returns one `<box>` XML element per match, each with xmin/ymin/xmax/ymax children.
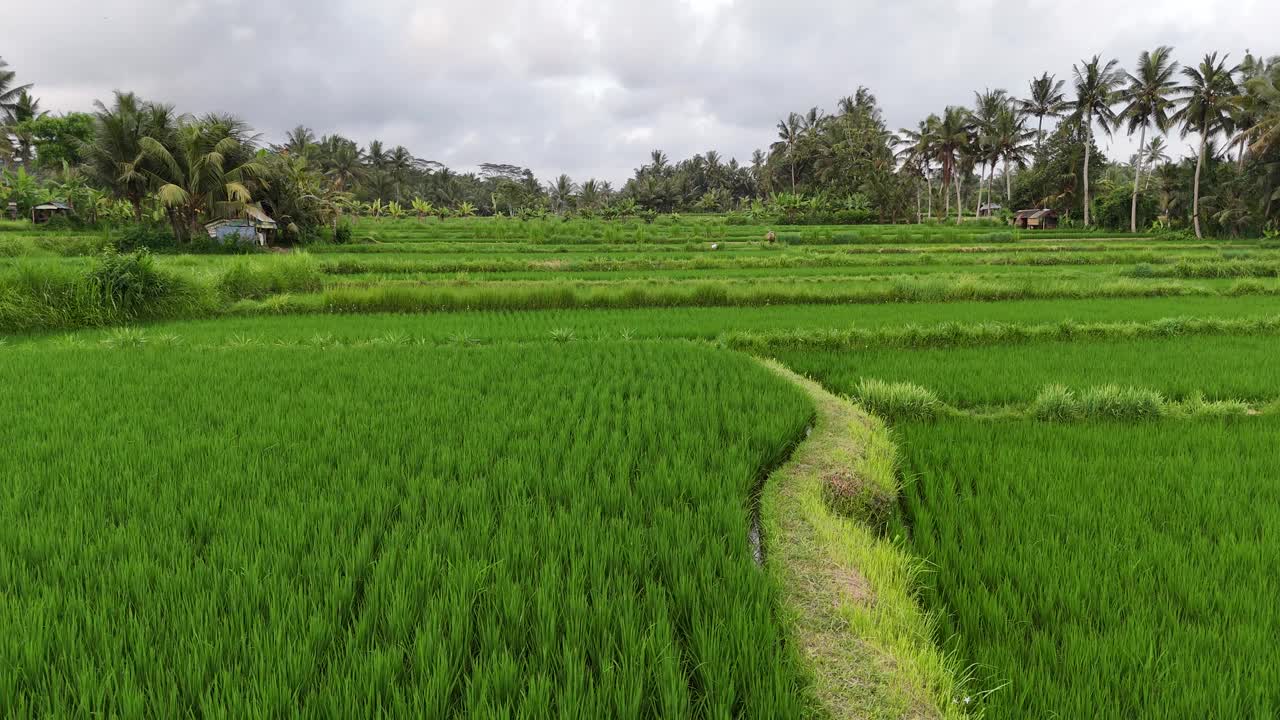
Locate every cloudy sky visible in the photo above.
<box><xmin>3</xmin><ymin>0</ymin><xmax>1277</xmax><ymax>183</ymax></box>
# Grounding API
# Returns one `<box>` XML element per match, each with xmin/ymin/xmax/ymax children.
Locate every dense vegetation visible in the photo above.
<box><xmin>4</xmin><ymin>48</ymin><xmax>1280</xmax><ymax>238</ymax></box>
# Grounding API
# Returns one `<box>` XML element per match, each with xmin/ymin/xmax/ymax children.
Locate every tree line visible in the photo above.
<box><xmin>3</xmin><ymin>48</ymin><xmax>1280</xmax><ymax>240</ymax></box>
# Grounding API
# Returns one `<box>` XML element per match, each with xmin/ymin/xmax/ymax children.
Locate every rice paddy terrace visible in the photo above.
<box><xmin>3</xmin><ymin>216</ymin><xmax>1279</xmax><ymax>717</ymax></box>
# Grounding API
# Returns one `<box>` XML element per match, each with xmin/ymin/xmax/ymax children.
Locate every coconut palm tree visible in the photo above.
<box><xmin>1141</xmin><ymin>136</ymin><xmax>1171</xmax><ymax>191</ymax></box>
<box><xmin>1119</xmin><ymin>47</ymin><xmax>1179</xmax><ymax>233</ymax></box>
<box><xmin>0</xmin><ymin>57</ymin><xmax>32</xmax><ymax>121</ymax></box>
<box><xmin>934</xmin><ymin>106</ymin><xmax>973</xmax><ymax>225</ymax></box>
<box><xmin>83</xmin><ymin>91</ymin><xmax>180</xmax><ymax>219</ymax></box>
<box><xmin>1174</xmin><ymin>52</ymin><xmax>1241</xmax><ymax>238</ymax></box>
<box><xmin>283</xmin><ymin>125</ymin><xmax>315</xmax><ymax>158</ymax></box>
<box><xmin>1067</xmin><ymin>55</ymin><xmax>1123</xmax><ymax>227</ymax></box>
<box><xmin>1019</xmin><ymin>72</ymin><xmax>1068</xmax><ymax>151</ymax></box>
<box><xmin>1239</xmin><ymin>57</ymin><xmax>1280</xmax><ymax>159</ymax></box>
<box><xmin>4</xmin><ymin>90</ymin><xmax>46</xmax><ymax>164</ymax></box>
<box><xmin>991</xmin><ymin>105</ymin><xmax>1036</xmax><ymax>202</ymax></box>
<box><xmin>139</xmin><ymin>117</ymin><xmax>266</xmax><ymax>241</ymax></box>
<box><xmin>548</xmin><ymin>174</ymin><xmax>577</xmax><ymax>213</ymax></box>
<box><xmin>972</xmin><ymin>89</ymin><xmax>1008</xmax><ymax>216</ymax></box>
<box><xmin>897</xmin><ymin>117</ymin><xmax>939</xmax><ymax>220</ymax></box>
<box><xmin>772</xmin><ymin>113</ymin><xmax>803</xmax><ymax>193</ymax></box>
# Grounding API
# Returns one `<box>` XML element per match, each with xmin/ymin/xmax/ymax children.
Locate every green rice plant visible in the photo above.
<box><xmin>548</xmin><ymin>327</ymin><xmax>576</xmax><ymax>343</ymax></box>
<box><xmin>894</xmin><ymin>418</ymin><xmax>1280</xmax><ymax>719</ymax></box>
<box><xmin>777</xmin><ymin>334</ymin><xmax>1280</xmax><ymax>408</ymax></box>
<box><xmin>0</xmin><ymin>342</ymin><xmax>813</xmax><ymax>716</ymax></box>
<box><xmin>850</xmin><ymin>378</ymin><xmax>943</xmax><ymax>422</ymax></box>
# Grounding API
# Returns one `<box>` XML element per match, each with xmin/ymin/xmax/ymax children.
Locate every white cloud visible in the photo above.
<box><xmin>1</xmin><ymin>0</ymin><xmax>1277</xmax><ymax>183</ymax></box>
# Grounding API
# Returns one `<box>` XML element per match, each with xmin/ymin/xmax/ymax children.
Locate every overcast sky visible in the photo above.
<box><xmin>3</xmin><ymin>0</ymin><xmax>1277</xmax><ymax>184</ymax></box>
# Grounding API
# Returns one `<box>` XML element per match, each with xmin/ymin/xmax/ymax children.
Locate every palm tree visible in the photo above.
<box><xmin>973</xmin><ymin>89</ymin><xmax>1008</xmax><ymax>215</ymax></box>
<box><xmin>897</xmin><ymin>117</ymin><xmax>939</xmax><ymax>220</ymax></box>
<box><xmin>1119</xmin><ymin>47</ymin><xmax>1179</xmax><ymax>233</ymax></box>
<box><xmin>5</xmin><ymin>90</ymin><xmax>46</xmax><ymax>164</ymax></box>
<box><xmin>0</xmin><ymin>57</ymin><xmax>32</xmax><ymax>120</ymax></box>
<box><xmin>1141</xmin><ymin>136</ymin><xmax>1171</xmax><ymax>191</ymax></box>
<box><xmin>934</xmin><ymin>106</ymin><xmax>972</xmax><ymax>224</ymax></box>
<box><xmin>1174</xmin><ymin>52</ymin><xmax>1241</xmax><ymax>238</ymax></box>
<box><xmin>1019</xmin><ymin>73</ymin><xmax>1068</xmax><ymax>151</ymax></box>
<box><xmin>366</xmin><ymin>140</ymin><xmax>387</xmax><ymax>171</ymax></box>
<box><xmin>991</xmin><ymin>105</ymin><xmax>1035</xmax><ymax>202</ymax></box>
<box><xmin>283</xmin><ymin>125</ymin><xmax>315</xmax><ymax>158</ymax></box>
<box><xmin>1239</xmin><ymin>58</ymin><xmax>1280</xmax><ymax>159</ymax></box>
<box><xmin>772</xmin><ymin>113</ymin><xmax>803</xmax><ymax>193</ymax></box>
<box><xmin>1067</xmin><ymin>55</ymin><xmax>1122</xmax><ymax>227</ymax></box>
<box><xmin>548</xmin><ymin>174</ymin><xmax>577</xmax><ymax>213</ymax></box>
<box><xmin>139</xmin><ymin>117</ymin><xmax>266</xmax><ymax>241</ymax></box>
<box><xmin>83</xmin><ymin>91</ymin><xmax>180</xmax><ymax>219</ymax></box>
<box><xmin>455</xmin><ymin>201</ymin><xmax>477</xmax><ymax>217</ymax></box>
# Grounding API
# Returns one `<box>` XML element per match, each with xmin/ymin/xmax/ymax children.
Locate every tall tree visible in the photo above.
<box><xmin>772</xmin><ymin>113</ymin><xmax>803</xmax><ymax>193</ymax></box>
<box><xmin>1067</xmin><ymin>55</ymin><xmax>1122</xmax><ymax>226</ymax></box>
<box><xmin>991</xmin><ymin>105</ymin><xmax>1035</xmax><ymax>202</ymax></box>
<box><xmin>934</xmin><ymin>106</ymin><xmax>972</xmax><ymax>225</ymax></box>
<box><xmin>1174</xmin><ymin>52</ymin><xmax>1240</xmax><ymax>238</ymax></box>
<box><xmin>1119</xmin><ymin>46</ymin><xmax>1179</xmax><ymax>232</ymax></box>
<box><xmin>1019</xmin><ymin>72</ymin><xmax>1068</xmax><ymax>151</ymax></box>
<box><xmin>83</xmin><ymin>92</ymin><xmax>180</xmax><ymax>218</ymax></box>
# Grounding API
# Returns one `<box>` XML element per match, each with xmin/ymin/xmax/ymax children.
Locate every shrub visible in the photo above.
<box><xmin>1031</xmin><ymin>384</ymin><xmax>1082</xmax><ymax>422</ymax></box>
<box><xmin>111</xmin><ymin>224</ymin><xmax>176</xmax><ymax>253</ymax></box>
<box><xmin>217</xmin><ymin>253</ymin><xmax>323</xmax><ymax>300</ymax></box>
<box><xmin>1076</xmin><ymin>385</ymin><xmax>1165</xmax><ymax>421</ymax></box>
<box><xmin>334</xmin><ymin>221</ymin><xmax>354</xmax><ymax>245</ymax></box>
<box><xmin>851</xmin><ymin>378</ymin><xmax>942</xmax><ymax>422</ymax></box>
<box><xmin>86</xmin><ymin>248</ymin><xmax>171</xmax><ymax>316</ymax></box>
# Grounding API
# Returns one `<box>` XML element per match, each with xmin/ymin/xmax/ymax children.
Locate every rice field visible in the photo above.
<box><xmin>893</xmin><ymin>418</ymin><xmax>1280</xmax><ymax>719</ymax></box>
<box><xmin>5</xmin><ymin>215</ymin><xmax>1280</xmax><ymax>718</ymax></box>
<box><xmin>0</xmin><ymin>342</ymin><xmax>813</xmax><ymax>716</ymax></box>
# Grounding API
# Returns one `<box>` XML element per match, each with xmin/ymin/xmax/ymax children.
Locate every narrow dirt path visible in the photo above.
<box><xmin>756</xmin><ymin>359</ymin><xmax>966</xmax><ymax>720</ymax></box>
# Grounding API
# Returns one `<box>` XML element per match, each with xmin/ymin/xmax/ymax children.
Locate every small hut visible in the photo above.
<box><xmin>6</xmin><ymin>202</ymin><xmax>18</xmax><ymax>220</ymax></box>
<box><xmin>1013</xmin><ymin>209</ymin><xmax>1059</xmax><ymax>230</ymax></box>
<box><xmin>977</xmin><ymin>203</ymin><xmax>1002</xmax><ymax>217</ymax></box>
<box><xmin>204</xmin><ymin>206</ymin><xmax>279</xmax><ymax>247</ymax></box>
<box><xmin>31</xmin><ymin>201</ymin><xmax>73</xmax><ymax>224</ymax></box>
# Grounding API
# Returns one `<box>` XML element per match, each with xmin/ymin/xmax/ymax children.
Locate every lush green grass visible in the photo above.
<box><xmin>10</xmin><ymin>295</ymin><xmax>1280</xmax><ymax>347</ymax></box>
<box><xmin>892</xmin><ymin>418</ymin><xmax>1280</xmax><ymax>719</ymax></box>
<box><xmin>0</xmin><ymin>341</ymin><xmax>814</xmax><ymax>716</ymax></box>
<box><xmin>776</xmin><ymin>334</ymin><xmax>1280</xmax><ymax>406</ymax></box>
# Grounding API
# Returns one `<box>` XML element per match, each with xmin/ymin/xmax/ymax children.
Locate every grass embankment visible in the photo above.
<box><xmin>893</xmin><ymin>418</ymin><xmax>1280</xmax><ymax>719</ymax></box>
<box><xmin>0</xmin><ymin>342</ymin><xmax>814</xmax><ymax>716</ymax></box>
<box><xmin>758</xmin><ymin>360</ymin><xmax>965</xmax><ymax>720</ymax></box>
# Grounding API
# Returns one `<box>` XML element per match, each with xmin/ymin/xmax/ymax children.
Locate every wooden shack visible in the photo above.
<box><xmin>31</xmin><ymin>201</ymin><xmax>73</xmax><ymax>224</ymax></box>
<box><xmin>1013</xmin><ymin>209</ymin><xmax>1059</xmax><ymax>230</ymax></box>
<box><xmin>204</xmin><ymin>206</ymin><xmax>278</xmax><ymax>247</ymax></box>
